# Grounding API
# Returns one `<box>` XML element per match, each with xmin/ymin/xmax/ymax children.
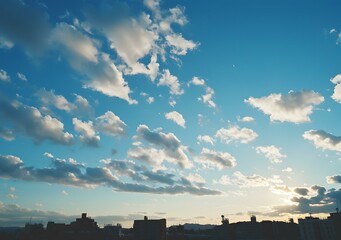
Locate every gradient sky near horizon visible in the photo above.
<box><xmin>1</xmin><ymin>0</ymin><xmax>341</xmax><ymax>227</ymax></box>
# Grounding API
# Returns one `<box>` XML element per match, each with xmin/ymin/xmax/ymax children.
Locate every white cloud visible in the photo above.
<box><xmin>216</xmin><ymin>171</ymin><xmax>283</xmax><ymax>188</ymax></box>
<box><xmin>158</xmin><ymin>69</ymin><xmax>184</xmax><ymax>95</ymax></box>
<box><xmin>238</xmin><ymin>116</ymin><xmax>255</xmax><ymax>123</ymax></box>
<box><xmin>189</xmin><ymin>76</ymin><xmax>205</xmax><ymax>86</ymax></box>
<box><xmin>256</xmin><ymin>145</ymin><xmax>287</xmax><ymax>164</ymax></box>
<box><xmin>96</xmin><ymin>111</ymin><xmax>127</xmax><ymax>137</ymax></box>
<box><xmin>196</xmin><ymin>148</ymin><xmax>236</xmax><ymax>170</ymax></box>
<box><xmin>303</xmin><ymin>130</ymin><xmax>341</xmax><ymax>152</ymax></box>
<box><xmin>16</xmin><ymin>72</ymin><xmax>27</xmax><ymax>81</ymax></box>
<box><xmin>128</xmin><ymin>146</ymin><xmax>164</xmax><ymax>167</ymax></box>
<box><xmin>331</xmin><ymin>74</ymin><xmax>341</xmax><ymax>103</ymax></box>
<box><xmin>135</xmin><ymin>124</ymin><xmax>192</xmax><ymax>169</ymax></box>
<box><xmin>197</xmin><ymin>135</ymin><xmax>215</xmax><ymax>145</ymax></box>
<box><xmin>52</xmin><ymin>23</ymin><xmax>136</xmax><ymax>104</ymax></box>
<box><xmin>0</xmin><ymin>98</ymin><xmax>73</xmax><ymax>145</ymax></box>
<box><xmin>166</xmin><ymin>34</ymin><xmax>197</xmax><ymax>55</ymax></box>
<box><xmin>0</xmin><ymin>69</ymin><xmax>10</xmax><ymax>82</ymax></box>
<box><xmin>169</xmin><ymin>100</ymin><xmax>176</xmax><ymax>107</ymax></box>
<box><xmin>245</xmin><ymin>91</ymin><xmax>324</xmax><ymax>123</ymax></box>
<box><xmin>72</xmin><ymin>118</ymin><xmax>100</xmax><ymax>147</ymax></box>
<box><xmin>146</xmin><ymin>97</ymin><xmax>155</xmax><ymax>104</ymax></box>
<box><xmin>216</xmin><ymin>125</ymin><xmax>258</xmax><ymax>144</ymax></box>
<box><xmin>36</xmin><ymin>89</ymin><xmax>76</xmax><ymax>113</ymax></box>
<box><xmin>165</xmin><ymin>111</ymin><xmax>186</xmax><ymax>128</ymax></box>
<box><xmin>140</xmin><ymin>92</ymin><xmax>155</xmax><ymax>104</ymax></box>
<box><xmin>213</xmin><ymin>175</ymin><xmax>231</xmax><ymax>185</ymax></box>
<box><xmin>186</xmin><ymin>173</ymin><xmax>206</xmax><ymax>184</ymax></box>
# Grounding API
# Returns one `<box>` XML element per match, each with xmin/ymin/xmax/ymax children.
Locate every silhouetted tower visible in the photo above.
<box><xmin>251</xmin><ymin>215</ymin><xmax>257</xmax><ymax>223</ymax></box>
<box><xmin>221</xmin><ymin>215</ymin><xmax>229</xmax><ymax>225</ymax></box>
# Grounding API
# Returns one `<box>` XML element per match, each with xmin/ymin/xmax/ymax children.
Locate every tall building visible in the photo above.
<box><xmin>298</xmin><ymin>215</ymin><xmax>336</xmax><ymax>240</ymax></box>
<box><xmin>133</xmin><ymin>216</ymin><xmax>166</xmax><ymax>240</ymax></box>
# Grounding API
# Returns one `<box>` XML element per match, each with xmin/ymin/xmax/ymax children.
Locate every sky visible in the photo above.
<box><xmin>1</xmin><ymin>0</ymin><xmax>341</xmax><ymax>228</ymax></box>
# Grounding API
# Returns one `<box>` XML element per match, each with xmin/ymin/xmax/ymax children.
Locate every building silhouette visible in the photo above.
<box><xmin>133</xmin><ymin>216</ymin><xmax>166</xmax><ymax>240</ymax></box>
<box><xmin>298</xmin><ymin>214</ymin><xmax>336</xmax><ymax>240</ymax></box>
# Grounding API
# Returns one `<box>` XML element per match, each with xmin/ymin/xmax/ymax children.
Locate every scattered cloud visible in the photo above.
<box><xmin>165</xmin><ymin>111</ymin><xmax>186</xmax><ymax>128</ymax></box>
<box><xmin>245</xmin><ymin>91</ymin><xmax>324</xmax><ymax>123</ymax></box>
<box><xmin>0</xmin><ymin>154</ymin><xmax>220</xmax><ymax>196</ymax></box>
<box><xmin>216</xmin><ymin>125</ymin><xmax>258</xmax><ymax>144</ymax></box>
<box><xmin>188</xmin><ymin>77</ymin><xmax>216</xmax><ymax>108</ymax></box>
<box><xmin>238</xmin><ymin>116</ymin><xmax>255</xmax><ymax>123</ymax></box>
<box><xmin>197</xmin><ymin>135</ymin><xmax>215</xmax><ymax>146</ymax></box>
<box><xmin>256</xmin><ymin>145</ymin><xmax>287</xmax><ymax>163</ymax></box>
<box><xmin>158</xmin><ymin>69</ymin><xmax>184</xmax><ymax>95</ymax></box>
<box><xmin>303</xmin><ymin>130</ymin><xmax>341</xmax><ymax>152</ymax></box>
<box><xmin>166</xmin><ymin>34</ymin><xmax>197</xmax><ymax>55</ymax></box>
<box><xmin>196</xmin><ymin>148</ymin><xmax>236</xmax><ymax>170</ymax></box>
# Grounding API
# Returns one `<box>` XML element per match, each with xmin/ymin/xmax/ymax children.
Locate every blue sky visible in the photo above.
<box><xmin>1</xmin><ymin>0</ymin><xmax>341</xmax><ymax>227</ymax></box>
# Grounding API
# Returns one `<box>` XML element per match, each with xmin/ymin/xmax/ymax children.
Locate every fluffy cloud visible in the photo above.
<box><xmin>245</xmin><ymin>91</ymin><xmax>324</xmax><ymax>123</ymax></box>
<box><xmin>303</xmin><ymin>130</ymin><xmax>341</xmax><ymax>152</ymax></box>
<box><xmin>165</xmin><ymin>111</ymin><xmax>186</xmax><ymax>128</ymax></box>
<box><xmin>197</xmin><ymin>135</ymin><xmax>215</xmax><ymax>145</ymax></box>
<box><xmin>127</xmin><ymin>146</ymin><xmax>164</xmax><ymax>167</ymax></box>
<box><xmin>135</xmin><ymin>124</ymin><xmax>192</xmax><ymax>168</ymax></box>
<box><xmin>196</xmin><ymin>148</ymin><xmax>236</xmax><ymax>170</ymax></box>
<box><xmin>0</xmin><ymin>154</ymin><xmax>220</xmax><ymax>196</ymax></box>
<box><xmin>96</xmin><ymin>111</ymin><xmax>127</xmax><ymax>137</ymax></box>
<box><xmin>158</xmin><ymin>69</ymin><xmax>184</xmax><ymax>95</ymax></box>
<box><xmin>331</xmin><ymin>74</ymin><xmax>341</xmax><ymax>103</ymax></box>
<box><xmin>0</xmin><ymin>96</ymin><xmax>73</xmax><ymax>145</ymax></box>
<box><xmin>256</xmin><ymin>145</ymin><xmax>287</xmax><ymax>163</ymax></box>
<box><xmin>36</xmin><ymin>89</ymin><xmax>76</xmax><ymax>112</ymax></box>
<box><xmin>52</xmin><ymin>23</ymin><xmax>136</xmax><ymax>104</ymax></box>
<box><xmin>216</xmin><ymin>125</ymin><xmax>258</xmax><ymax>144</ymax></box>
<box><xmin>72</xmin><ymin>118</ymin><xmax>100</xmax><ymax>147</ymax></box>
<box><xmin>166</xmin><ymin>34</ymin><xmax>197</xmax><ymax>55</ymax></box>
<box><xmin>0</xmin><ymin>69</ymin><xmax>10</xmax><ymax>82</ymax></box>
<box><xmin>238</xmin><ymin>116</ymin><xmax>255</xmax><ymax>123</ymax></box>
<box><xmin>188</xmin><ymin>77</ymin><xmax>216</xmax><ymax>108</ymax></box>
